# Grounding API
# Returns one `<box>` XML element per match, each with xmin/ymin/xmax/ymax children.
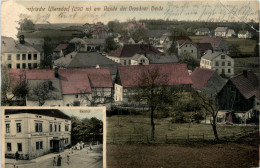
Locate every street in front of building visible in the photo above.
<box><xmin>5</xmin><ymin>144</ymin><xmax>103</xmax><ymax>168</ymax></box>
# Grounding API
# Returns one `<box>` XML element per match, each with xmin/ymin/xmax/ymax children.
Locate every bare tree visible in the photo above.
<box><xmin>80</xmin><ymin>88</ymin><xmax>113</xmax><ymax>106</ymax></box>
<box><xmin>32</xmin><ymin>81</ymin><xmax>57</xmax><ymax>106</ymax></box>
<box><xmin>134</xmin><ymin>67</ymin><xmax>180</xmax><ymax>141</ymax></box>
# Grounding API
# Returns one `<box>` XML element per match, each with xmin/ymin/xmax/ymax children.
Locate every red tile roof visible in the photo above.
<box><xmin>191</xmin><ymin>67</ymin><xmax>216</xmax><ymax>89</ymax></box>
<box><xmin>118</xmin><ymin>63</ymin><xmax>192</xmax><ymax>87</ymax></box>
<box><xmin>230</xmin><ymin>70</ymin><xmax>259</xmax><ymax>99</ymax></box>
<box><xmin>92</xmin><ymin>28</ymin><xmax>105</xmax><ymax>35</ymax></box>
<box><xmin>53</xmin><ymin>44</ymin><xmax>69</xmax><ymax>52</ymax></box>
<box><xmin>196</xmin><ymin>43</ymin><xmax>213</xmax><ymax>55</ymax></box>
<box><xmin>200</xmin><ymin>36</ymin><xmax>224</xmax><ymax>48</ymax></box>
<box><xmin>58</xmin><ymin>68</ymin><xmax>113</xmax><ymax>94</ymax></box>
<box><xmin>9</xmin><ymin>68</ymin><xmax>113</xmax><ymax>95</ymax></box>
<box><xmin>109</xmin><ymin>44</ymin><xmax>161</xmax><ymax>58</ymax></box>
<box><xmin>9</xmin><ymin>69</ymin><xmax>55</xmax><ymax>86</ymax></box>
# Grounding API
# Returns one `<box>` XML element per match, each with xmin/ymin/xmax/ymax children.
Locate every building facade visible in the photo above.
<box><xmin>4</xmin><ymin>109</ymin><xmax>71</xmax><ymax>160</ymax></box>
<box><xmin>200</xmin><ymin>51</ymin><xmax>234</xmax><ymax>77</ymax></box>
<box><xmin>1</xmin><ymin>36</ymin><xmax>44</xmax><ymax>69</ymax></box>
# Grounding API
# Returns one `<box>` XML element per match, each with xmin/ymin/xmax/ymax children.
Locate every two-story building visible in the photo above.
<box><xmin>200</xmin><ymin>51</ymin><xmax>234</xmax><ymax>77</ymax></box>
<box><xmin>200</xmin><ymin>36</ymin><xmax>229</xmax><ymax>54</ymax></box>
<box><xmin>4</xmin><ymin>109</ymin><xmax>71</xmax><ymax>160</ymax></box>
<box><xmin>214</xmin><ymin>27</ymin><xmax>228</xmax><ymax>37</ymax></box>
<box><xmin>176</xmin><ymin>40</ymin><xmax>199</xmax><ymax>60</ymax></box>
<box><xmin>1</xmin><ymin>35</ymin><xmax>44</xmax><ymax>69</ymax></box>
<box><xmin>196</xmin><ymin>28</ymin><xmax>211</xmax><ymax>36</ymax></box>
<box><xmin>238</xmin><ymin>30</ymin><xmax>252</xmax><ymax>39</ymax></box>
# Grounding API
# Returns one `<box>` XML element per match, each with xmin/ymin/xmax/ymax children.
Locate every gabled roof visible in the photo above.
<box><xmin>230</xmin><ymin>70</ymin><xmax>259</xmax><ymax>99</ymax></box>
<box><xmin>92</xmin><ymin>28</ymin><xmax>106</xmax><ymax>35</ymax></box>
<box><xmin>146</xmin><ymin>53</ymin><xmax>179</xmax><ymax>64</ymax></box>
<box><xmin>200</xmin><ymin>36</ymin><xmax>225</xmax><ymax>48</ymax></box>
<box><xmin>215</xmin><ymin>27</ymin><xmax>228</xmax><ymax>32</ymax></box>
<box><xmin>53</xmin><ymin>43</ymin><xmax>69</xmax><ymax>52</ymax></box>
<box><xmin>238</xmin><ymin>30</ymin><xmax>250</xmax><ymax>34</ymax></box>
<box><xmin>146</xmin><ymin>30</ymin><xmax>169</xmax><ymax>38</ymax></box>
<box><xmin>117</xmin><ymin>63</ymin><xmax>192</xmax><ymax>87</ymax></box>
<box><xmin>54</xmin><ymin>51</ymin><xmax>77</xmax><ymax>67</ymax></box>
<box><xmin>1</xmin><ymin>36</ymin><xmax>44</xmax><ymax>53</ymax></box>
<box><xmin>201</xmin><ymin>51</ymin><xmax>229</xmax><ymax>60</ymax></box>
<box><xmin>5</xmin><ymin>109</ymin><xmax>71</xmax><ymax>120</ymax></box>
<box><xmin>196</xmin><ymin>43</ymin><xmax>213</xmax><ymax>55</ymax></box>
<box><xmin>67</xmin><ymin>52</ymin><xmax>120</xmax><ymax>76</ymax></box>
<box><xmin>58</xmin><ymin>68</ymin><xmax>113</xmax><ymax>94</ymax></box>
<box><xmin>191</xmin><ymin>67</ymin><xmax>216</xmax><ymax>89</ymax></box>
<box><xmin>177</xmin><ymin>39</ymin><xmax>197</xmax><ymax>48</ymax></box>
<box><xmin>109</xmin><ymin>44</ymin><xmax>161</xmax><ymax>58</ymax></box>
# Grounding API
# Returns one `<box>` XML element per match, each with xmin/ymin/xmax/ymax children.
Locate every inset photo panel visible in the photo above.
<box><xmin>1</xmin><ymin>106</ymin><xmax>106</xmax><ymax>168</ymax></box>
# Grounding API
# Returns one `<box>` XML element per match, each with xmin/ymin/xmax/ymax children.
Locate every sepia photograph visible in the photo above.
<box><xmin>1</xmin><ymin>0</ymin><xmax>259</xmax><ymax>167</ymax></box>
<box><xmin>2</xmin><ymin>107</ymin><xmax>105</xmax><ymax>168</ymax></box>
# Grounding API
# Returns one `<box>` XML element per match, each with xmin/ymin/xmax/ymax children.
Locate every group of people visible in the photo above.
<box><xmin>53</xmin><ymin>154</ymin><xmax>70</xmax><ymax>166</ymax></box>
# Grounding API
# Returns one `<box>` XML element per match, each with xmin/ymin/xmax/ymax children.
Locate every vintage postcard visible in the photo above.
<box><xmin>1</xmin><ymin>0</ymin><xmax>259</xmax><ymax>167</ymax></box>
<box><xmin>1</xmin><ymin>106</ymin><xmax>106</xmax><ymax>168</ymax></box>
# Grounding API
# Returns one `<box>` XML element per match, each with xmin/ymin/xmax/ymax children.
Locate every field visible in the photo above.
<box><xmin>107</xmin><ymin>115</ymin><xmax>258</xmax><ymax>144</ymax></box>
<box><xmin>189</xmin><ymin>36</ymin><xmax>257</xmax><ymax>54</ymax></box>
<box><xmin>234</xmin><ymin>57</ymin><xmax>260</xmax><ymax>75</ymax></box>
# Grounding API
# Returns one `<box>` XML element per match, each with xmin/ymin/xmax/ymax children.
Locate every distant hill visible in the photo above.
<box><xmin>35</xmin><ymin>23</ymin><xmax>83</xmax><ymax>30</ymax></box>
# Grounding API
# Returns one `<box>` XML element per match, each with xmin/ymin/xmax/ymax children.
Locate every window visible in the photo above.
<box><xmin>7</xmin><ymin>143</ymin><xmax>11</xmax><ymax>152</ymax></box>
<box><xmin>129</xmin><ymin>60</ymin><xmax>131</xmax><ymax>65</ymax></box>
<box><xmin>228</xmin><ymin>69</ymin><xmax>231</xmax><ymax>73</ymax></box>
<box><xmin>22</xmin><ymin>63</ymin><xmax>26</xmax><ymax>69</ymax></box>
<box><xmin>65</xmin><ymin>124</ymin><xmax>69</xmax><ymax>131</ymax></box>
<box><xmin>16</xmin><ymin>123</ymin><xmax>21</xmax><ymax>133</ymax></box>
<box><xmin>66</xmin><ymin>104</ymin><xmax>69</xmax><ymax>106</ymax></box>
<box><xmin>73</xmin><ymin>101</ymin><xmax>80</xmax><ymax>106</ymax></box>
<box><xmin>186</xmin><ymin>45</ymin><xmax>187</xmax><ymax>47</ymax></box>
<box><xmin>34</xmin><ymin>54</ymin><xmax>37</xmax><ymax>60</ymax></box>
<box><xmin>124</xmin><ymin>60</ymin><xmax>126</xmax><ymax>65</ymax></box>
<box><xmin>50</xmin><ymin>124</ymin><xmax>53</xmax><ymax>132</ymax></box>
<box><xmin>221</xmin><ymin>55</ymin><xmax>225</xmax><ymax>59</ymax></box>
<box><xmin>28</xmin><ymin>63</ymin><xmax>32</xmax><ymax>69</ymax></box>
<box><xmin>215</xmin><ymin>61</ymin><xmax>219</xmax><ymax>66</ymax></box>
<box><xmin>59</xmin><ymin>124</ymin><xmax>61</xmax><ymax>132</ymax></box>
<box><xmin>222</xmin><ymin>69</ymin><xmax>225</xmax><ymax>74</ymax></box>
<box><xmin>54</xmin><ymin>124</ymin><xmax>57</xmax><ymax>132</ymax></box>
<box><xmin>17</xmin><ymin>143</ymin><xmax>22</xmax><ymax>152</ymax></box>
<box><xmin>191</xmin><ymin>50</ymin><xmax>193</xmax><ymax>53</ymax></box>
<box><xmin>36</xmin><ymin>141</ymin><xmax>43</xmax><ymax>150</ymax></box>
<box><xmin>8</xmin><ymin>54</ymin><xmax>12</xmax><ymax>60</ymax></box>
<box><xmin>16</xmin><ymin>64</ymin><xmax>20</xmax><ymax>69</ymax></box>
<box><xmin>16</xmin><ymin>54</ymin><xmax>20</xmax><ymax>60</ymax></box>
<box><xmin>216</xmin><ymin>69</ymin><xmax>218</xmax><ymax>72</ymax></box>
<box><xmin>35</xmin><ymin>123</ymin><xmax>42</xmax><ymax>132</ymax></box>
<box><xmin>6</xmin><ymin>123</ymin><xmax>10</xmax><ymax>133</ymax></box>
<box><xmin>28</xmin><ymin>54</ymin><xmax>32</xmax><ymax>60</ymax></box>
<box><xmin>184</xmin><ymin>50</ymin><xmax>186</xmax><ymax>53</ymax></box>
<box><xmin>222</xmin><ymin>62</ymin><xmax>225</xmax><ymax>66</ymax></box>
<box><xmin>22</xmin><ymin>54</ymin><xmax>26</xmax><ymax>60</ymax></box>
<box><xmin>65</xmin><ymin>138</ymin><xmax>69</xmax><ymax>144</ymax></box>
<box><xmin>228</xmin><ymin>61</ymin><xmax>231</xmax><ymax>66</ymax></box>
<box><xmin>8</xmin><ymin>64</ymin><xmax>12</xmax><ymax>69</ymax></box>
<box><xmin>50</xmin><ymin>140</ymin><xmax>53</xmax><ymax>148</ymax></box>
<box><xmin>33</xmin><ymin>63</ymin><xmax>37</xmax><ymax>68</ymax></box>
<box><xmin>75</xmin><ymin>94</ymin><xmax>78</xmax><ymax>98</ymax></box>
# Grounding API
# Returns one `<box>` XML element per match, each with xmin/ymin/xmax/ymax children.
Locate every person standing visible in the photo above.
<box><xmin>57</xmin><ymin>155</ymin><xmax>62</xmax><ymax>166</ymax></box>
<box><xmin>67</xmin><ymin>155</ymin><xmax>70</xmax><ymax>165</ymax></box>
<box><xmin>52</xmin><ymin>157</ymin><xmax>56</xmax><ymax>166</ymax></box>
<box><xmin>15</xmin><ymin>151</ymin><xmax>19</xmax><ymax>161</ymax></box>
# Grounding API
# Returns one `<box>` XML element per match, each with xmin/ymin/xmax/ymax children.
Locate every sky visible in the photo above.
<box><xmin>1</xmin><ymin>0</ymin><xmax>259</xmax><ymax>38</ymax></box>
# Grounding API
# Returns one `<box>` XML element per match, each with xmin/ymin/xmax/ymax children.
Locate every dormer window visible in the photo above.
<box><xmin>221</xmin><ymin>55</ymin><xmax>225</xmax><ymax>59</ymax></box>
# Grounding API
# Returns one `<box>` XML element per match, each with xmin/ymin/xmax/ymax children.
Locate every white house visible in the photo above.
<box><xmin>176</xmin><ymin>40</ymin><xmax>198</xmax><ymax>60</ymax></box>
<box><xmin>196</xmin><ymin>28</ymin><xmax>211</xmax><ymax>36</ymax></box>
<box><xmin>130</xmin><ymin>54</ymin><xmax>149</xmax><ymax>65</ymax></box>
<box><xmin>238</xmin><ymin>30</ymin><xmax>252</xmax><ymax>39</ymax></box>
<box><xmin>4</xmin><ymin>109</ymin><xmax>71</xmax><ymax>160</ymax></box>
<box><xmin>200</xmin><ymin>51</ymin><xmax>234</xmax><ymax>77</ymax></box>
<box><xmin>215</xmin><ymin>27</ymin><xmax>228</xmax><ymax>37</ymax></box>
<box><xmin>226</xmin><ymin>29</ymin><xmax>236</xmax><ymax>38</ymax></box>
<box><xmin>1</xmin><ymin>36</ymin><xmax>44</xmax><ymax>69</ymax></box>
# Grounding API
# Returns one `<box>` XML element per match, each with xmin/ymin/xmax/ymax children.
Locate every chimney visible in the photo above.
<box><xmin>54</xmin><ymin>67</ymin><xmax>59</xmax><ymax>78</ymax></box>
<box><xmin>19</xmin><ymin>35</ymin><xmax>25</xmax><ymax>44</ymax></box>
<box><xmin>243</xmin><ymin>70</ymin><xmax>248</xmax><ymax>78</ymax></box>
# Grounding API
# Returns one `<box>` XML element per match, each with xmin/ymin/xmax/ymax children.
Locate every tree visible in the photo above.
<box><xmin>192</xmin><ymin>89</ymin><xmax>220</xmax><ymax>141</ymax></box>
<box><xmin>79</xmin><ymin>88</ymin><xmax>113</xmax><ymax>106</ymax></box>
<box><xmin>179</xmin><ymin>53</ymin><xmax>200</xmax><ymax>71</ymax></box>
<box><xmin>134</xmin><ymin>67</ymin><xmax>180</xmax><ymax>141</ymax></box>
<box><xmin>104</xmin><ymin>36</ymin><xmax>118</xmax><ymax>52</ymax></box>
<box><xmin>18</xmin><ymin>18</ymin><xmax>35</xmax><ymax>32</ymax></box>
<box><xmin>32</xmin><ymin>81</ymin><xmax>57</xmax><ymax>106</ymax></box>
<box><xmin>229</xmin><ymin>44</ymin><xmax>241</xmax><ymax>57</ymax></box>
<box><xmin>107</xmin><ymin>20</ymin><xmax>128</xmax><ymax>36</ymax></box>
<box><xmin>132</xmin><ymin>28</ymin><xmax>148</xmax><ymax>43</ymax></box>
